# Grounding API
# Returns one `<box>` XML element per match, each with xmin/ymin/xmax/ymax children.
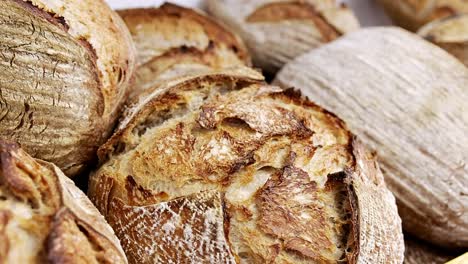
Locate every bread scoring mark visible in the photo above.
<box><xmin>108</xmin><ymin>190</ymin><xmax>236</xmax><ymax>263</ymax></box>
<box><xmin>91</xmin><ymin>73</ymin><xmax>360</xmax><ymax>263</ymax></box>
<box><xmin>246</xmin><ymin>1</ymin><xmax>341</xmax><ymax>41</ymax></box>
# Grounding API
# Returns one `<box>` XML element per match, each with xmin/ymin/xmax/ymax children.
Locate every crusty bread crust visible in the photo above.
<box><xmin>89</xmin><ymin>69</ymin><xmax>404</xmax><ymax>263</ymax></box>
<box><xmin>207</xmin><ymin>0</ymin><xmax>359</xmax><ymax>73</ymax></box>
<box><xmin>378</xmin><ymin>0</ymin><xmax>468</xmax><ymax>31</ymax></box>
<box><xmin>0</xmin><ymin>140</ymin><xmax>127</xmax><ymax>263</ymax></box>
<box><xmin>118</xmin><ymin>3</ymin><xmax>251</xmax><ymax>101</ymax></box>
<box><xmin>0</xmin><ymin>0</ymin><xmax>136</xmax><ymax>176</ymax></box>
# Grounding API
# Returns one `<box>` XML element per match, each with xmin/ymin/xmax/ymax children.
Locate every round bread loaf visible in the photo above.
<box><xmin>89</xmin><ymin>68</ymin><xmax>404</xmax><ymax>263</ymax></box>
<box><xmin>275</xmin><ymin>27</ymin><xmax>468</xmax><ymax>248</ymax></box>
<box><xmin>419</xmin><ymin>14</ymin><xmax>468</xmax><ymax>66</ymax></box>
<box><xmin>0</xmin><ymin>140</ymin><xmax>127</xmax><ymax>263</ymax></box>
<box><xmin>117</xmin><ymin>3</ymin><xmax>250</xmax><ymax>101</ymax></box>
<box><xmin>0</xmin><ymin>0</ymin><xmax>136</xmax><ymax>176</ymax></box>
<box><xmin>378</xmin><ymin>0</ymin><xmax>468</xmax><ymax>31</ymax></box>
<box><xmin>207</xmin><ymin>0</ymin><xmax>359</xmax><ymax>74</ymax></box>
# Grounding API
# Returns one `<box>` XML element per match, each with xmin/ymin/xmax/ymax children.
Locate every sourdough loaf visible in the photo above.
<box><xmin>275</xmin><ymin>27</ymin><xmax>468</xmax><ymax>248</ymax></box>
<box><xmin>378</xmin><ymin>0</ymin><xmax>468</xmax><ymax>31</ymax></box>
<box><xmin>0</xmin><ymin>0</ymin><xmax>136</xmax><ymax>176</ymax></box>
<box><xmin>117</xmin><ymin>3</ymin><xmax>250</xmax><ymax>101</ymax></box>
<box><xmin>207</xmin><ymin>0</ymin><xmax>359</xmax><ymax>74</ymax></box>
<box><xmin>89</xmin><ymin>68</ymin><xmax>404</xmax><ymax>263</ymax></box>
<box><xmin>419</xmin><ymin>14</ymin><xmax>468</xmax><ymax>66</ymax></box>
<box><xmin>0</xmin><ymin>140</ymin><xmax>127</xmax><ymax>263</ymax></box>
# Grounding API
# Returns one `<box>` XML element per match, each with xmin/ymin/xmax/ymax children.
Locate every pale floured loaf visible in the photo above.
<box><xmin>275</xmin><ymin>27</ymin><xmax>468</xmax><ymax>248</ymax></box>
<box><xmin>207</xmin><ymin>0</ymin><xmax>359</xmax><ymax>74</ymax></box>
<box><xmin>89</xmin><ymin>68</ymin><xmax>404</xmax><ymax>263</ymax></box>
<box><xmin>0</xmin><ymin>0</ymin><xmax>136</xmax><ymax>176</ymax></box>
<box><xmin>117</xmin><ymin>3</ymin><xmax>251</xmax><ymax>101</ymax></box>
<box><xmin>0</xmin><ymin>140</ymin><xmax>127</xmax><ymax>263</ymax></box>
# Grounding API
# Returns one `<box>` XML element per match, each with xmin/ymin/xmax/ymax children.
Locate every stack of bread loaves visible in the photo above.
<box><xmin>1</xmin><ymin>0</ymin><xmax>466</xmax><ymax>264</ymax></box>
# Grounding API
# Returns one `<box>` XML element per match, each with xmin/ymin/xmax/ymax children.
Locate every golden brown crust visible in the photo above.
<box><xmin>378</xmin><ymin>0</ymin><xmax>468</xmax><ymax>31</ymax></box>
<box><xmin>117</xmin><ymin>3</ymin><xmax>250</xmax><ymax>100</ymax></box>
<box><xmin>0</xmin><ymin>140</ymin><xmax>127</xmax><ymax>263</ymax></box>
<box><xmin>89</xmin><ymin>70</ymin><xmax>403</xmax><ymax>263</ymax></box>
<box><xmin>0</xmin><ymin>0</ymin><xmax>136</xmax><ymax>176</ymax></box>
<box><xmin>246</xmin><ymin>1</ymin><xmax>341</xmax><ymax>41</ymax></box>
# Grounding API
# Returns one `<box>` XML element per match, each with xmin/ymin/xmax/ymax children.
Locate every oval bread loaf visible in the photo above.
<box><xmin>377</xmin><ymin>0</ymin><xmax>468</xmax><ymax>31</ymax></box>
<box><xmin>0</xmin><ymin>140</ymin><xmax>127</xmax><ymax>263</ymax></box>
<box><xmin>207</xmin><ymin>0</ymin><xmax>359</xmax><ymax>74</ymax></box>
<box><xmin>419</xmin><ymin>14</ymin><xmax>468</xmax><ymax>66</ymax></box>
<box><xmin>0</xmin><ymin>0</ymin><xmax>136</xmax><ymax>176</ymax></box>
<box><xmin>89</xmin><ymin>68</ymin><xmax>404</xmax><ymax>263</ymax></box>
<box><xmin>118</xmin><ymin>3</ymin><xmax>250</xmax><ymax>101</ymax></box>
<box><xmin>275</xmin><ymin>27</ymin><xmax>468</xmax><ymax>248</ymax></box>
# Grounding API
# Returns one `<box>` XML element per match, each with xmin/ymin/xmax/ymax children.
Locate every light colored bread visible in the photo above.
<box><xmin>419</xmin><ymin>14</ymin><xmax>468</xmax><ymax>66</ymax></box>
<box><xmin>0</xmin><ymin>140</ymin><xmax>127</xmax><ymax>263</ymax></box>
<box><xmin>275</xmin><ymin>27</ymin><xmax>468</xmax><ymax>248</ymax></box>
<box><xmin>378</xmin><ymin>0</ymin><xmax>468</xmax><ymax>31</ymax></box>
<box><xmin>0</xmin><ymin>0</ymin><xmax>136</xmax><ymax>176</ymax></box>
<box><xmin>207</xmin><ymin>0</ymin><xmax>359</xmax><ymax>74</ymax></box>
<box><xmin>89</xmin><ymin>67</ymin><xmax>404</xmax><ymax>263</ymax></box>
<box><xmin>117</xmin><ymin>3</ymin><xmax>250</xmax><ymax>101</ymax></box>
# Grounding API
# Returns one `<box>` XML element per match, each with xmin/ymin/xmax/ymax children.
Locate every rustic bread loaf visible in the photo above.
<box><xmin>419</xmin><ymin>14</ymin><xmax>468</xmax><ymax>66</ymax></box>
<box><xmin>0</xmin><ymin>0</ymin><xmax>136</xmax><ymax>176</ymax></box>
<box><xmin>117</xmin><ymin>3</ymin><xmax>250</xmax><ymax>101</ymax></box>
<box><xmin>89</xmin><ymin>68</ymin><xmax>404</xmax><ymax>263</ymax></box>
<box><xmin>0</xmin><ymin>140</ymin><xmax>127</xmax><ymax>263</ymax></box>
<box><xmin>275</xmin><ymin>27</ymin><xmax>468</xmax><ymax>248</ymax></box>
<box><xmin>207</xmin><ymin>0</ymin><xmax>359</xmax><ymax>74</ymax></box>
<box><xmin>378</xmin><ymin>0</ymin><xmax>468</xmax><ymax>31</ymax></box>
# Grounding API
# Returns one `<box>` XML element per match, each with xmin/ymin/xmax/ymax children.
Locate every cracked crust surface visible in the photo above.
<box><xmin>0</xmin><ymin>140</ymin><xmax>127</xmax><ymax>263</ymax></box>
<box><xmin>89</xmin><ymin>69</ymin><xmax>404</xmax><ymax>263</ymax></box>
<box><xmin>0</xmin><ymin>0</ymin><xmax>136</xmax><ymax>176</ymax></box>
<box><xmin>207</xmin><ymin>0</ymin><xmax>359</xmax><ymax>73</ymax></box>
<box><xmin>117</xmin><ymin>3</ymin><xmax>250</xmax><ymax>101</ymax></box>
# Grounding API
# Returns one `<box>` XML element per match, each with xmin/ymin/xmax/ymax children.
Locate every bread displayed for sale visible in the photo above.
<box><xmin>0</xmin><ymin>0</ymin><xmax>136</xmax><ymax>176</ymax></box>
<box><xmin>0</xmin><ymin>140</ymin><xmax>127</xmax><ymax>263</ymax></box>
<box><xmin>117</xmin><ymin>3</ymin><xmax>250</xmax><ymax>101</ymax></box>
<box><xmin>419</xmin><ymin>14</ymin><xmax>468</xmax><ymax>66</ymax></box>
<box><xmin>88</xmin><ymin>68</ymin><xmax>404</xmax><ymax>263</ymax></box>
<box><xmin>404</xmin><ymin>236</ymin><xmax>457</xmax><ymax>264</ymax></box>
<box><xmin>378</xmin><ymin>0</ymin><xmax>468</xmax><ymax>31</ymax></box>
<box><xmin>207</xmin><ymin>0</ymin><xmax>359</xmax><ymax>74</ymax></box>
<box><xmin>275</xmin><ymin>27</ymin><xmax>468</xmax><ymax>248</ymax></box>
